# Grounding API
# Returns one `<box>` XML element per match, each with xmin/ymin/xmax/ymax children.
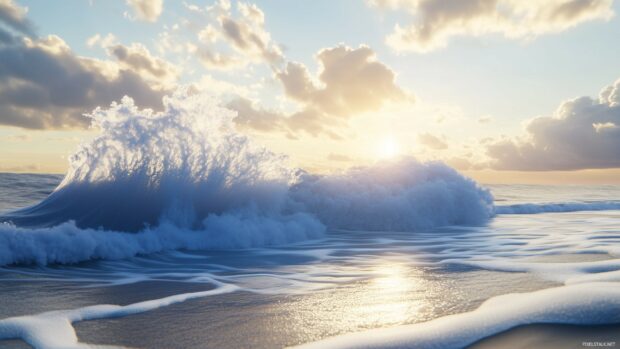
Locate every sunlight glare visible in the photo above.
<box><xmin>376</xmin><ymin>137</ymin><xmax>400</xmax><ymax>159</ymax></box>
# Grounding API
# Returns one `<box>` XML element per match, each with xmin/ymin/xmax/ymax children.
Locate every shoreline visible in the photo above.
<box><xmin>470</xmin><ymin>323</ymin><xmax>620</xmax><ymax>349</ymax></box>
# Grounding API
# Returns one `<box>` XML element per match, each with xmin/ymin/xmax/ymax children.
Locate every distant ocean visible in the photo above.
<box><xmin>1</xmin><ymin>93</ymin><xmax>619</xmax><ymax>348</ymax></box>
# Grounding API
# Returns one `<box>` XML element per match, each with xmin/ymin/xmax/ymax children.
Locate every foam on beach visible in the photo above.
<box><xmin>1</xmin><ymin>280</ymin><xmax>619</xmax><ymax>349</ymax></box>
<box><xmin>292</xmin><ymin>282</ymin><xmax>620</xmax><ymax>349</ymax></box>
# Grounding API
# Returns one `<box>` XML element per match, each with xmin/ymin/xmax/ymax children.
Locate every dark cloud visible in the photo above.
<box><xmin>370</xmin><ymin>0</ymin><xmax>614</xmax><ymax>52</ymax></box>
<box><xmin>194</xmin><ymin>0</ymin><xmax>283</xmax><ymax>70</ymax></box>
<box><xmin>0</xmin><ymin>0</ymin><xmax>35</xmax><ymax>37</ymax></box>
<box><xmin>226</xmin><ymin>96</ymin><xmax>283</xmax><ymax>132</ymax></box>
<box><xmin>0</xmin><ymin>35</ymin><xmax>168</xmax><ymax>129</ymax></box>
<box><xmin>106</xmin><ymin>42</ymin><xmax>178</xmax><ymax>86</ymax></box>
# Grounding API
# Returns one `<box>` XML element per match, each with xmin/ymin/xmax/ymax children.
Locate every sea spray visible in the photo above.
<box><xmin>7</xmin><ymin>91</ymin><xmax>298</xmax><ymax>231</ymax></box>
<box><xmin>289</xmin><ymin>160</ymin><xmax>493</xmax><ymax>231</ymax></box>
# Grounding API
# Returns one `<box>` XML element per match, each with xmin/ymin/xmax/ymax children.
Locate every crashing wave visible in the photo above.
<box><xmin>0</xmin><ymin>91</ymin><xmax>494</xmax><ymax>265</ymax></box>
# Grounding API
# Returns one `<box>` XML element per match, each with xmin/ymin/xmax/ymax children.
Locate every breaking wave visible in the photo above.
<box><xmin>495</xmin><ymin>201</ymin><xmax>620</xmax><ymax>214</ymax></box>
<box><xmin>0</xmin><ymin>91</ymin><xmax>494</xmax><ymax>266</ymax></box>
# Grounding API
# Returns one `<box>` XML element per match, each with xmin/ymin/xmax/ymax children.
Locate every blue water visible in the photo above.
<box><xmin>0</xmin><ymin>172</ymin><xmax>619</xmax><ymax>348</ymax></box>
<box><xmin>0</xmin><ymin>95</ymin><xmax>619</xmax><ymax>348</ymax></box>
<box><xmin>0</xmin><ymin>173</ymin><xmax>61</xmax><ymax>213</ymax></box>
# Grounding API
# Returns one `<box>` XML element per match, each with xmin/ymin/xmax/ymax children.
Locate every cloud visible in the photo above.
<box><xmin>369</xmin><ymin>0</ymin><xmax>614</xmax><ymax>52</ymax></box>
<box><xmin>0</xmin><ymin>0</ymin><xmax>35</xmax><ymax>38</ymax></box>
<box><xmin>226</xmin><ymin>96</ymin><xmax>284</xmax><ymax>133</ymax></box>
<box><xmin>225</xmin><ymin>96</ymin><xmax>342</xmax><ymax>139</ymax></box>
<box><xmin>0</xmin><ymin>163</ymin><xmax>40</xmax><ymax>173</ymax></box>
<box><xmin>4</xmin><ymin>133</ymin><xmax>30</xmax><ymax>141</ymax></box>
<box><xmin>105</xmin><ymin>42</ymin><xmax>179</xmax><ymax>88</ymax></box>
<box><xmin>86</xmin><ymin>33</ymin><xmax>116</xmax><ymax>48</ymax></box>
<box><xmin>445</xmin><ymin>156</ymin><xmax>473</xmax><ymax>170</ymax></box>
<box><xmin>229</xmin><ymin>44</ymin><xmax>408</xmax><ymax>137</ymax></box>
<box><xmin>193</xmin><ymin>0</ymin><xmax>283</xmax><ymax>70</ymax></box>
<box><xmin>478</xmin><ymin>115</ymin><xmax>493</xmax><ymax>123</ymax></box>
<box><xmin>486</xmin><ymin>78</ymin><xmax>620</xmax><ymax>171</ymax></box>
<box><xmin>125</xmin><ymin>0</ymin><xmax>163</xmax><ymax>22</ymax></box>
<box><xmin>0</xmin><ymin>35</ymin><xmax>169</xmax><ymax>129</ymax></box>
<box><xmin>418</xmin><ymin>132</ymin><xmax>448</xmax><ymax>150</ymax></box>
<box><xmin>327</xmin><ymin>153</ymin><xmax>353</xmax><ymax>162</ymax></box>
<box><xmin>87</xmin><ymin>33</ymin><xmax>178</xmax><ymax>88</ymax></box>
<box><xmin>278</xmin><ymin>45</ymin><xmax>407</xmax><ymax>116</ymax></box>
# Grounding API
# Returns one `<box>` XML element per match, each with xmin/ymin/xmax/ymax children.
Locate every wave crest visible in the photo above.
<box><xmin>290</xmin><ymin>160</ymin><xmax>493</xmax><ymax>231</ymax></box>
<box><xmin>6</xmin><ymin>91</ymin><xmax>296</xmax><ymax>232</ymax></box>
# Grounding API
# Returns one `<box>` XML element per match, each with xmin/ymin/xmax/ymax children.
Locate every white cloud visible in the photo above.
<box><xmin>86</xmin><ymin>33</ymin><xmax>179</xmax><ymax>89</ymax></box>
<box><xmin>192</xmin><ymin>0</ymin><xmax>283</xmax><ymax>70</ymax></box>
<box><xmin>0</xmin><ymin>35</ymin><xmax>170</xmax><ymax>129</ymax></box>
<box><xmin>278</xmin><ymin>45</ymin><xmax>407</xmax><ymax>116</ymax></box>
<box><xmin>229</xmin><ymin>44</ymin><xmax>409</xmax><ymax>138</ymax></box>
<box><xmin>327</xmin><ymin>153</ymin><xmax>353</xmax><ymax>162</ymax></box>
<box><xmin>0</xmin><ymin>0</ymin><xmax>35</xmax><ymax>41</ymax></box>
<box><xmin>477</xmin><ymin>115</ymin><xmax>493</xmax><ymax>124</ymax></box>
<box><xmin>369</xmin><ymin>0</ymin><xmax>614</xmax><ymax>52</ymax></box>
<box><xmin>125</xmin><ymin>0</ymin><xmax>163</xmax><ymax>22</ymax></box>
<box><xmin>418</xmin><ymin>132</ymin><xmax>448</xmax><ymax>150</ymax></box>
<box><xmin>592</xmin><ymin>122</ymin><xmax>618</xmax><ymax>133</ymax></box>
<box><xmin>486</xmin><ymin>78</ymin><xmax>620</xmax><ymax>170</ymax></box>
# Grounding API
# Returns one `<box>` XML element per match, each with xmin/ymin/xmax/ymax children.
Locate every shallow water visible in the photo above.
<box><xmin>0</xmin><ymin>174</ymin><xmax>619</xmax><ymax>348</ymax></box>
<box><xmin>470</xmin><ymin>323</ymin><xmax>620</xmax><ymax>349</ymax></box>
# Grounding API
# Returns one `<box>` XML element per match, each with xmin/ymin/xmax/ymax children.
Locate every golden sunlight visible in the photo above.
<box><xmin>376</xmin><ymin>137</ymin><xmax>400</xmax><ymax>160</ymax></box>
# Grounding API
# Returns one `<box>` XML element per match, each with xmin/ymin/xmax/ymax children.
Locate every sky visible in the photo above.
<box><xmin>0</xmin><ymin>0</ymin><xmax>620</xmax><ymax>184</ymax></box>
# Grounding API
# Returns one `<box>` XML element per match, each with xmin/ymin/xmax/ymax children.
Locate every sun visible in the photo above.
<box><xmin>376</xmin><ymin>137</ymin><xmax>400</xmax><ymax>159</ymax></box>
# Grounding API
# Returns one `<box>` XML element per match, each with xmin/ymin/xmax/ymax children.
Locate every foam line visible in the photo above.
<box><xmin>0</xmin><ymin>284</ymin><xmax>239</xmax><ymax>349</ymax></box>
<box><xmin>291</xmin><ymin>282</ymin><xmax>620</xmax><ymax>349</ymax></box>
<box><xmin>495</xmin><ymin>201</ymin><xmax>620</xmax><ymax>214</ymax></box>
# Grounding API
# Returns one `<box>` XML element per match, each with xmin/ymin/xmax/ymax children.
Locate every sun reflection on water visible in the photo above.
<box><xmin>285</xmin><ymin>258</ymin><xmax>430</xmax><ymax>340</ymax></box>
<box><xmin>361</xmin><ymin>262</ymin><xmax>422</xmax><ymax>325</ymax></box>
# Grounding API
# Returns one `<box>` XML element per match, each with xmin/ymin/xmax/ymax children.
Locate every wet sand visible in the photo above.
<box><xmin>470</xmin><ymin>323</ymin><xmax>620</xmax><ymax>349</ymax></box>
<box><xmin>0</xmin><ymin>247</ymin><xmax>615</xmax><ymax>348</ymax></box>
<box><xmin>0</xmin><ymin>267</ymin><xmax>557</xmax><ymax>348</ymax></box>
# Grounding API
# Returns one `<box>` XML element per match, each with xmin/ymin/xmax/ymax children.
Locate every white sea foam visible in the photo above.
<box><xmin>495</xmin><ymin>201</ymin><xmax>620</xmax><ymax>214</ymax></box>
<box><xmin>0</xmin><ymin>205</ymin><xmax>619</xmax><ymax>348</ymax></box>
<box><xmin>0</xmin><ymin>283</ymin><xmax>239</xmax><ymax>349</ymax></box>
<box><xmin>289</xmin><ymin>160</ymin><xmax>493</xmax><ymax>231</ymax></box>
<box><xmin>1</xmin><ymin>279</ymin><xmax>619</xmax><ymax>349</ymax></box>
<box><xmin>292</xmin><ymin>282</ymin><xmax>620</xmax><ymax>349</ymax></box>
<box><xmin>0</xmin><ymin>211</ymin><xmax>324</xmax><ymax>266</ymax></box>
<box><xmin>452</xmin><ymin>258</ymin><xmax>620</xmax><ymax>283</ymax></box>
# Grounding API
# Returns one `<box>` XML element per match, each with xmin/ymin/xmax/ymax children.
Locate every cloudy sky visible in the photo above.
<box><xmin>1</xmin><ymin>0</ymin><xmax>620</xmax><ymax>183</ymax></box>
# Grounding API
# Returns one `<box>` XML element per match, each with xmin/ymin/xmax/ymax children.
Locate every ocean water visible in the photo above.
<box><xmin>1</xmin><ymin>93</ymin><xmax>619</xmax><ymax>348</ymax></box>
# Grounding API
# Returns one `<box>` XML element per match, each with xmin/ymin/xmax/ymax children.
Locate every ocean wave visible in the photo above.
<box><xmin>495</xmin><ymin>201</ymin><xmax>620</xmax><ymax>214</ymax></box>
<box><xmin>0</xmin><ymin>91</ymin><xmax>494</xmax><ymax>266</ymax></box>
<box><xmin>290</xmin><ymin>160</ymin><xmax>493</xmax><ymax>231</ymax></box>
